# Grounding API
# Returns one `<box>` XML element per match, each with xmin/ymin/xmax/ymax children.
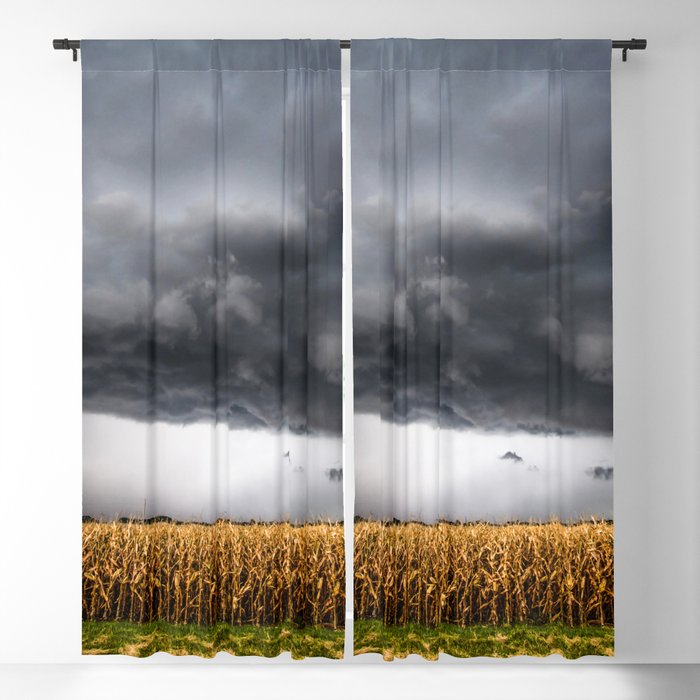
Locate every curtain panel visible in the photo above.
<box><xmin>81</xmin><ymin>40</ymin><xmax>344</xmax><ymax>658</ymax></box>
<box><xmin>351</xmin><ymin>39</ymin><xmax>613</xmax><ymax>659</ymax></box>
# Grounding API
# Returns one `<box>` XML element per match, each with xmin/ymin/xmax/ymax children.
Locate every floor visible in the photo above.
<box><xmin>1</xmin><ymin>663</ymin><xmax>699</xmax><ymax>700</ymax></box>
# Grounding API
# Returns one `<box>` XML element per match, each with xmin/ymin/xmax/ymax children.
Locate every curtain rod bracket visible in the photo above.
<box><xmin>53</xmin><ymin>38</ymin><xmax>79</xmax><ymax>61</ymax></box>
<box><xmin>621</xmin><ymin>39</ymin><xmax>637</xmax><ymax>62</ymax></box>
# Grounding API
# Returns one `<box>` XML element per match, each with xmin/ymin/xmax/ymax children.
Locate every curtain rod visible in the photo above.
<box><xmin>53</xmin><ymin>38</ymin><xmax>647</xmax><ymax>62</ymax></box>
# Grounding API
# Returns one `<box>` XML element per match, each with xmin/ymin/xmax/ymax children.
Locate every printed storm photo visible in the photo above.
<box><xmin>81</xmin><ymin>40</ymin><xmax>345</xmax><ymax>659</ymax></box>
<box><xmin>351</xmin><ymin>39</ymin><xmax>614</xmax><ymax>660</ymax></box>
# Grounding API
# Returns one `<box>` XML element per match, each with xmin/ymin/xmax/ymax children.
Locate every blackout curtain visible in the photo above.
<box><xmin>352</xmin><ymin>39</ymin><xmax>614</xmax><ymax>659</ymax></box>
<box><xmin>82</xmin><ymin>40</ymin><xmax>345</xmax><ymax>658</ymax></box>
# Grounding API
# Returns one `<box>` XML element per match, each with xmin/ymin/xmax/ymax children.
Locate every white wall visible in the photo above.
<box><xmin>0</xmin><ymin>0</ymin><xmax>698</xmax><ymax>684</ymax></box>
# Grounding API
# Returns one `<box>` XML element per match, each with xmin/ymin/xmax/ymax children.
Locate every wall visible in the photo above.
<box><xmin>0</xmin><ymin>0</ymin><xmax>698</xmax><ymax>685</ymax></box>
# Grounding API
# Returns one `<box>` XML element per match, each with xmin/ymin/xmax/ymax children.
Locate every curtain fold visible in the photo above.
<box><xmin>352</xmin><ymin>39</ymin><xmax>613</xmax><ymax>660</ymax></box>
<box><xmin>82</xmin><ymin>39</ymin><xmax>344</xmax><ymax>658</ymax></box>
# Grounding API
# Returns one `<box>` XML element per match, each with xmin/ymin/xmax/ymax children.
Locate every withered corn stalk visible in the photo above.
<box><xmin>83</xmin><ymin>521</ymin><xmax>345</xmax><ymax>628</ymax></box>
<box><xmin>354</xmin><ymin>521</ymin><xmax>613</xmax><ymax>627</ymax></box>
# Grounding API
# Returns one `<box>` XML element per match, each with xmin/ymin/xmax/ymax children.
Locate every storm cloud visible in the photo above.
<box><xmin>587</xmin><ymin>465</ymin><xmax>614</xmax><ymax>480</ymax></box>
<box><xmin>83</xmin><ymin>41</ymin><xmax>343</xmax><ymax>437</ymax></box>
<box><xmin>352</xmin><ymin>39</ymin><xmax>612</xmax><ymax>437</ymax></box>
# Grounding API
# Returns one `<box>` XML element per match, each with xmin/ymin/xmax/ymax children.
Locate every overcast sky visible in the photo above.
<box><xmin>351</xmin><ymin>40</ymin><xmax>612</xmax><ymax>522</ymax></box>
<box><xmin>82</xmin><ymin>40</ymin><xmax>343</xmax><ymax>522</ymax></box>
<box><xmin>84</xmin><ymin>414</ymin><xmax>342</xmax><ymax>522</ymax></box>
<box><xmin>82</xmin><ymin>40</ymin><xmax>613</xmax><ymax>524</ymax></box>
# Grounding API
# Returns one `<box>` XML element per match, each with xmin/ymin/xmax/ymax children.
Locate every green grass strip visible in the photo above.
<box><xmin>83</xmin><ymin>620</ymin><xmax>344</xmax><ymax>659</ymax></box>
<box><xmin>353</xmin><ymin>620</ymin><xmax>614</xmax><ymax>660</ymax></box>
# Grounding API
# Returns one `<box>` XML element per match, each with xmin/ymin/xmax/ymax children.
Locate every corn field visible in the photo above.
<box><xmin>354</xmin><ymin>521</ymin><xmax>613</xmax><ymax>627</ymax></box>
<box><xmin>83</xmin><ymin>521</ymin><xmax>345</xmax><ymax>628</ymax></box>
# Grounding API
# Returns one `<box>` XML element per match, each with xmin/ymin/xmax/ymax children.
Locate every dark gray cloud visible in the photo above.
<box><xmin>352</xmin><ymin>193</ymin><xmax>612</xmax><ymax>434</ymax></box>
<box><xmin>352</xmin><ymin>43</ymin><xmax>612</xmax><ymax>436</ymax></box>
<box><xmin>83</xmin><ymin>193</ymin><xmax>343</xmax><ymax>435</ymax></box>
<box><xmin>83</xmin><ymin>48</ymin><xmax>343</xmax><ymax>437</ymax></box>
<box><xmin>326</xmin><ymin>466</ymin><xmax>343</xmax><ymax>482</ymax></box>
<box><xmin>587</xmin><ymin>466</ymin><xmax>614</xmax><ymax>480</ymax></box>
